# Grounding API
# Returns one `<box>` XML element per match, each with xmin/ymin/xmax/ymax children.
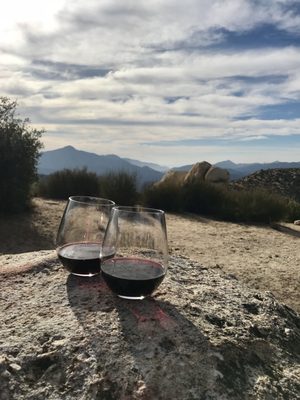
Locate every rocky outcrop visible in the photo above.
<box><xmin>232</xmin><ymin>168</ymin><xmax>300</xmax><ymax>202</ymax></box>
<box><xmin>205</xmin><ymin>166</ymin><xmax>230</xmax><ymax>183</ymax></box>
<box><xmin>156</xmin><ymin>162</ymin><xmax>229</xmax><ymax>187</ymax></box>
<box><xmin>183</xmin><ymin>161</ymin><xmax>211</xmax><ymax>184</ymax></box>
<box><xmin>0</xmin><ymin>253</ymin><xmax>299</xmax><ymax>399</ymax></box>
<box><xmin>154</xmin><ymin>170</ymin><xmax>186</xmax><ymax>187</ymax></box>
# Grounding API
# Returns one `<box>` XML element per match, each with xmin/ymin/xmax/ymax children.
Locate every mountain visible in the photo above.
<box><xmin>172</xmin><ymin>164</ymin><xmax>193</xmax><ymax>172</ymax></box>
<box><xmin>214</xmin><ymin>161</ymin><xmax>300</xmax><ymax>180</ymax></box>
<box><xmin>39</xmin><ymin>148</ymin><xmax>300</xmax><ymax>186</ymax></box>
<box><xmin>38</xmin><ymin>146</ymin><xmax>163</xmax><ymax>187</ymax></box>
<box><xmin>124</xmin><ymin>158</ymin><xmax>169</xmax><ymax>173</ymax></box>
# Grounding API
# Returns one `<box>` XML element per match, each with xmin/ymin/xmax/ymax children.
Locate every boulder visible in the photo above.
<box><xmin>0</xmin><ymin>253</ymin><xmax>299</xmax><ymax>399</ymax></box>
<box><xmin>205</xmin><ymin>166</ymin><xmax>230</xmax><ymax>183</ymax></box>
<box><xmin>183</xmin><ymin>161</ymin><xmax>212</xmax><ymax>184</ymax></box>
<box><xmin>294</xmin><ymin>220</ymin><xmax>300</xmax><ymax>225</ymax></box>
<box><xmin>154</xmin><ymin>170</ymin><xmax>187</xmax><ymax>187</ymax></box>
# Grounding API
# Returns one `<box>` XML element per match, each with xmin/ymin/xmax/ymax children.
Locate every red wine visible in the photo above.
<box><xmin>101</xmin><ymin>257</ymin><xmax>165</xmax><ymax>298</ymax></box>
<box><xmin>57</xmin><ymin>242</ymin><xmax>102</xmax><ymax>276</ymax></box>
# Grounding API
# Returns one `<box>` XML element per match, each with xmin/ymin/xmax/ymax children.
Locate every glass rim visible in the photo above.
<box><xmin>68</xmin><ymin>196</ymin><xmax>115</xmax><ymax>206</ymax></box>
<box><xmin>112</xmin><ymin>205</ymin><xmax>165</xmax><ymax>214</ymax></box>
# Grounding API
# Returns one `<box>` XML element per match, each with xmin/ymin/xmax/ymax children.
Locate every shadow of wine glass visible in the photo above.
<box><xmin>66</xmin><ymin>275</ymin><xmax>219</xmax><ymax>399</ymax></box>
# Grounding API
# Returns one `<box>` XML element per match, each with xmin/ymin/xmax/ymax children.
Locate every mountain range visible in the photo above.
<box><xmin>38</xmin><ymin>146</ymin><xmax>300</xmax><ymax>183</ymax></box>
<box><xmin>38</xmin><ymin>146</ymin><xmax>163</xmax><ymax>187</ymax></box>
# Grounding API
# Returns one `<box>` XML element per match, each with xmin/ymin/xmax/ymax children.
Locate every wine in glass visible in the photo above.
<box><xmin>56</xmin><ymin>196</ymin><xmax>115</xmax><ymax>277</ymax></box>
<box><xmin>100</xmin><ymin>206</ymin><xmax>168</xmax><ymax>299</ymax></box>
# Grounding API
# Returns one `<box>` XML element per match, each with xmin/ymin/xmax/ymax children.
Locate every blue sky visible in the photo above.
<box><xmin>1</xmin><ymin>0</ymin><xmax>299</xmax><ymax>166</ymax></box>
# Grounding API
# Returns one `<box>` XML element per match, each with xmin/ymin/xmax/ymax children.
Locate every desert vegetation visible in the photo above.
<box><xmin>35</xmin><ymin>167</ymin><xmax>300</xmax><ymax>223</ymax></box>
<box><xmin>0</xmin><ymin>97</ymin><xmax>43</xmax><ymax>213</ymax></box>
<box><xmin>143</xmin><ymin>180</ymin><xmax>300</xmax><ymax>223</ymax></box>
<box><xmin>37</xmin><ymin>168</ymin><xmax>139</xmax><ymax>206</ymax></box>
<box><xmin>37</xmin><ymin>168</ymin><xmax>100</xmax><ymax>199</ymax></box>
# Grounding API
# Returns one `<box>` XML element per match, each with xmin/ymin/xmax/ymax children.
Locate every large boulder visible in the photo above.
<box><xmin>205</xmin><ymin>166</ymin><xmax>230</xmax><ymax>183</ymax></box>
<box><xmin>0</xmin><ymin>253</ymin><xmax>299</xmax><ymax>399</ymax></box>
<box><xmin>154</xmin><ymin>170</ymin><xmax>187</xmax><ymax>187</ymax></box>
<box><xmin>183</xmin><ymin>161</ymin><xmax>212</xmax><ymax>184</ymax></box>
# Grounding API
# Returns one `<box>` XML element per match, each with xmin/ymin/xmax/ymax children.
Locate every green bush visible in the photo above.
<box><xmin>0</xmin><ymin>97</ymin><xmax>43</xmax><ymax>213</ymax></box>
<box><xmin>142</xmin><ymin>182</ymin><xmax>182</xmax><ymax>212</ymax></box>
<box><xmin>182</xmin><ymin>181</ymin><xmax>228</xmax><ymax>215</ymax></box>
<box><xmin>230</xmin><ymin>189</ymin><xmax>288</xmax><ymax>223</ymax></box>
<box><xmin>284</xmin><ymin>198</ymin><xmax>300</xmax><ymax>221</ymax></box>
<box><xmin>38</xmin><ymin>168</ymin><xmax>99</xmax><ymax>199</ymax></box>
<box><xmin>38</xmin><ymin>169</ymin><xmax>139</xmax><ymax>204</ymax></box>
<box><xmin>142</xmin><ymin>179</ymin><xmax>298</xmax><ymax>223</ymax></box>
<box><xmin>99</xmin><ymin>171</ymin><xmax>138</xmax><ymax>205</ymax></box>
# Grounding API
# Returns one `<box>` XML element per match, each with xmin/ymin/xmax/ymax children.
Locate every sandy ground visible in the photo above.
<box><xmin>0</xmin><ymin>198</ymin><xmax>299</xmax><ymax>312</ymax></box>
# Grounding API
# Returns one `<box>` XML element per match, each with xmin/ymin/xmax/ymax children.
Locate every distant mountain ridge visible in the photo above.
<box><xmin>38</xmin><ymin>147</ymin><xmax>300</xmax><ymax>184</ymax></box>
<box><xmin>123</xmin><ymin>158</ymin><xmax>169</xmax><ymax>173</ymax></box>
<box><xmin>173</xmin><ymin>160</ymin><xmax>300</xmax><ymax>180</ymax></box>
<box><xmin>38</xmin><ymin>146</ymin><xmax>163</xmax><ymax>187</ymax></box>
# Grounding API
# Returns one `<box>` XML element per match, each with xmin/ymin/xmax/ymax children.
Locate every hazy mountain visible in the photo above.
<box><xmin>38</xmin><ymin>147</ymin><xmax>299</xmax><ymax>185</ymax></box>
<box><xmin>173</xmin><ymin>160</ymin><xmax>300</xmax><ymax>181</ymax></box>
<box><xmin>124</xmin><ymin>158</ymin><xmax>169</xmax><ymax>173</ymax></box>
<box><xmin>38</xmin><ymin>146</ymin><xmax>163</xmax><ymax>186</ymax></box>
<box><xmin>172</xmin><ymin>164</ymin><xmax>193</xmax><ymax>172</ymax></box>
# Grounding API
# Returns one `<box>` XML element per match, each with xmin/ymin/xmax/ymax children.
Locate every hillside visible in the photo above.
<box><xmin>233</xmin><ymin>168</ymin><xmax>300</xmax><ymax>202</ymax></box>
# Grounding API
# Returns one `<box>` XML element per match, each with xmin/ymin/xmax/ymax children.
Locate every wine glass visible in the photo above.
<box><xmin>100</xmin><ymin>206</ymin><xmax>168</xmax><ymax>299</ymax></box>
<box><xmin>56</xmin><ymin>196</ymin><xmax>115</xmax><ymax>277</ymax></box>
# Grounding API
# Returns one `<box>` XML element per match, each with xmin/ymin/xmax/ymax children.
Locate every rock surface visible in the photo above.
<box><xmin>154</xmin><ymin>170</ymin><xmax>187</xmax><ymax>187</ymax></box>
<box><xmin>0</xmin><ymin>254</ymin><xmax>299</xmax><ymax>399</ymax></box>
<box><xmin>183</xmin><ymin>161</ymin><xmax>212</xmax><ymax>184</ymax></box>
<box><xmin>205</xmin><ymin>166</ymin><xmax>230</xmax><ymax>183</ymax></box>
<box><xmin>156</xmin><ymin>162</ymin><xmax>230</xmax><ymax>187</ymax></box>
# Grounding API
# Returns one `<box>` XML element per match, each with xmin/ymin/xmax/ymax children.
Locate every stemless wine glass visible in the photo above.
<box><xmin>56</xmin><ymin>196</ymin><xmax>115</xmax><ymax>277</ymax></box>
<box><xmin>100</xmin><ymin>206</ymin><xmax>168</xmax><ymax>299</ymax></box>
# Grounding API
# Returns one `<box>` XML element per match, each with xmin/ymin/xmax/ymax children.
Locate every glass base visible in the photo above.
<box><xmin>117</xmin><ymin>294</ymin><xmax>145</xmax><ymax>300</ymax></box>
<box><xmin>71</xmin><ymin>272</ymin><xmax>100</xmax><ymax>277</ymax></box>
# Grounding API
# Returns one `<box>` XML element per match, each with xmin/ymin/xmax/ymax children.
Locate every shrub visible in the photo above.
<box><xmin>231</xmin><ymin>188</ymin><xmax>288</xmax><ymax>223</ymax></box>
<box><xmin>99</xmin><ymin>171</ymin><xmax>138</xmax><ymax>205</ymax></box>
<box><xmin>38</xmin><ymin>168</ymin><xmax>99</xmax><ymax>199</ymax></box>
<box><xmin>0</xmin><ymin>97</ymin><xmax>43</xmax><ymax>213</ymax></box>
<box><xmin>142</xmin><ymin>179</ymin><xmax>298</xmax><ymax>223</ymax></box>
<box><xmin>283</xmin><ymin>198</ymin><xmax>300</xmax><ymax>222</ymax></box>
<box><xmin>142</xmin><ymin>182</ymin><xmax>182</xmax><ymax>212</ymax></box>
<box><xmin>182</xmin><ymin>181</ymin><xmax>228</xmax><ymax>215</ymax></box>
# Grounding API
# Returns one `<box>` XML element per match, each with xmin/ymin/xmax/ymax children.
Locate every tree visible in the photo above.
<box><xmin>0</xmin><ymin>97</ymin><xmax>43</xmax><ymax>213</ymax></box>
<box><xmin>38</xmin><ymin>168</ymin><xmax>100</xmax><ymax>199</ymax></box>
<box><xmin>99</xmin><ymin>171</ymin><xmax>138</xmax><ymax>205</ymax></box>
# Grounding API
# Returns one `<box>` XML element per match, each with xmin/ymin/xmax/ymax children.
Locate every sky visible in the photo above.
<box><xmin>1</xmin><ymin>0</ymin><xmax>300</xmax><ymax>167</ymax></box>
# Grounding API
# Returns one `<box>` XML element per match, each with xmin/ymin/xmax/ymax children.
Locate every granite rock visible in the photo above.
<box><xmin>0</xmin><ymin>254</ymin><xmax>299</xmax><ymax>399</ymax></box>
<box><xmin>183</xmin><ymin>161</ymin><xmax>212</xmax><ymax>184</ymax></box>
<box><xmin>205</xmin><ymin>166</ymin><xmax>230</xmax><ymax>184</ymax></box>
<box><xmin>154</xmin><ymin>170</ymin><xmax>187</xmax><ymax>187</ymax></box>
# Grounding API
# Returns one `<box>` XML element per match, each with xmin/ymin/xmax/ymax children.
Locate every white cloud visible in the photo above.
<box><xmin>1</xmin><ymin>0</ymin><xmax>300</xmax><ymax>165</ymax></box>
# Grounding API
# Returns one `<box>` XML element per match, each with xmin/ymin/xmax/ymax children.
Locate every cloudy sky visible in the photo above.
<box><xmin>1</xmin><ymin>0</ymin><xmax>300</xmax><ymax>166</ymax></box>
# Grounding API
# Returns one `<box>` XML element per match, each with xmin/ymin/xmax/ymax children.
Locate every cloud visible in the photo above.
<box><xmin>0</xmin><ymin>0</ymin><xmax>300</xmax><ymax>165</ymax></box>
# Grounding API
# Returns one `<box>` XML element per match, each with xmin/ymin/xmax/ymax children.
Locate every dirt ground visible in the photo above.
<box><xmin>0</xmin><ymin>198</ymin><xmax>299</xmax><ymax>312</ymax></box>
